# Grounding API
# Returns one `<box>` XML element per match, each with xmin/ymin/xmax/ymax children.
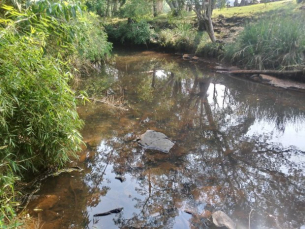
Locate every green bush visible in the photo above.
<box><xmin>158</xmin><ymin>22</ymin><xmax>208</xmax><ymax>52</ymax></box>
<box><xmin>0</xmin><ymin>0</ymin><xmax>113</xmax><ymax>225</ymax></box>
<box><xmin>196</xmin><ymin>40</ymin><xmax>223</xmax><ymax>58</ymax></box>
<box><xmin>70</xmin><ymin>12</ymin><xmax>112</xmax><ymax>62</ymax></box>
<box><xmin>0</xmin><ymin>30</ymin><xmax>83</xmax><ymax>170</ymax></box>
<box><xmin>119</xmin><ymin>0</ymin><xmax>153</xmax><ymax>20</ymax></box>
<box><xmin>223</xmin><ymin>12</ymin><xmax>305</xmax><ymax>70</ymax></box>
<box><xmin>0</xmin><ymin>13</ymin><xmax>83</xmax><ymax>224</ymax></box>
<box><xmin>106</xmin><ymin>20</ymin><xmax>152</xmax><ymax>45</ymax></box>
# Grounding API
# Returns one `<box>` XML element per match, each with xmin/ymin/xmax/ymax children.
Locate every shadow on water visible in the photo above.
<box><xmin>26</xmin><ymin>50</ymin><xmax>305</xmax><ymax>229</ymax></box>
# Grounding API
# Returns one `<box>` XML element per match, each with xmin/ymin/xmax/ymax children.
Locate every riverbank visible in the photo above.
<box><xmin>105</xmin><ymin>0</ymin><xmax>305</xmax><ymax>85</ymax></box>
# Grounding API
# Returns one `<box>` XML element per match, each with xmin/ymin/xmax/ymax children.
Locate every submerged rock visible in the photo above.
<box><xmin>33</xmin><ymin>195</ymin><xmax>59</xmax><ymax>210</ymax></box>
<box><xmin>212</xmin><ymin>211</ymin><xmax>236</xmax><ymax>229</ymax></box>
<box><xmin>123</xmin><ymin>132</ymin><xmax>136</xmax><ymax>142</ymax></box>
<box><xmin>137</xmin><ymin>130</ymin><xmax>174</xmax><ymax>153</ymax></box>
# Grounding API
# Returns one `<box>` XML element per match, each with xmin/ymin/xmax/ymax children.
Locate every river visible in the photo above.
<box><xmin>25</xmin><ymin>49</ymin><xmax>305</xmax><ymax>229</ymax></box>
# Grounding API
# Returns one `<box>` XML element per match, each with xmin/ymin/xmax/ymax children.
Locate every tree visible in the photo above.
<box><xmin>191</xmin><ymin>0</ymin><xmax>216</xmax><ymax>42</ymax></box>
<box><xmin>217</xmin><ymin>0</ymin><xmax>227</xmax><ymax>9</ymax></box>
<box><xmin>120</xmin><ymin>0</ymin><xmax>153</xmax><ymax>19</ymax></box>
<box><xmin>153</xmin><ymin>0</ymin><xmax>163</xmax><ymax>16</ymax></box>
<box><xmin>165</xmin><ymin>0</ymin><xmax>185</xmax><ymax>15</ymax></box>
<box><xmin>165</xmin><ymin>0</ymin><xmax>216</xmax><ymax>42</ymax></box>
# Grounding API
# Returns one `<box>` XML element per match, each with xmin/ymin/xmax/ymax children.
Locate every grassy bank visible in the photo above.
<box><xmin>105</xmin><ymin>0</ymin><xmax>304</xmax><ymax>71</ymax></box>
<box><xmin>223</xmin><ymin>3</ymin><xmax>305</xmax><ymax>70</ymax></box>
<box><xmin>212</xmin><ymin>0</ymin><xmax>294</xmax><ymax>18</ymax></box>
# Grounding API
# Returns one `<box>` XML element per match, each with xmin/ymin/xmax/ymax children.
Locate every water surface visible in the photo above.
<box><xmin>26</xmin><ymin>50</ymin><xmax>305</xmax><ymax>229</ymax></box>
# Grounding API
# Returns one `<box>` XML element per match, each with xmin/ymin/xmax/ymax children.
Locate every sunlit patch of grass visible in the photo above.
<box><xmin>105</xmin><ymin>17</ymin><xmax>127</xmax><ymax>24</ymax></box>
<box><xmin>152</xmin><ymin>0</ymin><xmax>295</xmax><ymax>24</ymax></box>
<box><xmin>213</xmin><ymin>0</ymin><xmax>294</xmax><ymax>18</ymax></box>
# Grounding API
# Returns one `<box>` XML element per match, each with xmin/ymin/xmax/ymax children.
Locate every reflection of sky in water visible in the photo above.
<box><xmin>206</xmin><ymin>82</ymin><xmax>305</xmax><ymax>176</ymax></box>
<box><xmin>88</xmin><ymin>141</ymin><xmax>145</xmax><ymax>228</ymax></box>
<box><xmin>88</xmin><ymin>168</ymin><xmax>144</xmax><ymax>228</ymax></box>
<box><xmin>155</xmin><ymin>69</ymin><xmax>170</xmax><ymax>79</ymax></box>
<box><xmin>248</xmin><ymin>121</ymin><xmax>305</xmax><ymax>175</ymax></box>
<box><xmin>173</xmin><ymin>211</ymin><xmax>192</xmax><ymax>229</ymax></box>
<box><xmin>207</xmin><ymin>82</ymin><xmax>305</xmax><ymax>151</ymax></box>
<box><xmin>105</xmin><ymin>64</ymin><xmax>119</xmax><ymax>80</ymax></box>
<box><xmin>247</xmin><ymin>120</ymin><xmax>305</xmax><ymax>151</ymax></box>
<box><xmin>207</xmin><ymin>83</ymin><xmax>227</xmax><ymax>108</ymax></box>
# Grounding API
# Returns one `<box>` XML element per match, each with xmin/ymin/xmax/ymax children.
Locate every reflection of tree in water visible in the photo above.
<box><xmin>81</xmin><ymin>56</ymin><xmax>305</xmax><ymax>228</ymax></box>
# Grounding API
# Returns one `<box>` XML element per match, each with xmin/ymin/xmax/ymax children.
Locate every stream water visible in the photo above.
<box><xmin>26</xmin><ymin>49</ymin><xmax>305</xmax><ymax>229</ymax></box>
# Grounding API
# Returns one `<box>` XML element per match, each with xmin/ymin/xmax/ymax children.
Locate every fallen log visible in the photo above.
<box><xmin>229</xmin><ymin>69</ymin><xmax>303</xmax><ymax>75</ymax></box>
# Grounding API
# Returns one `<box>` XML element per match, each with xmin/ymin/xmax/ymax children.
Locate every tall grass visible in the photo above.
<box><xmin>158</xmin><ymin>21</ymin><xmax>206</xmax><ymax>52</ymax></box>
<box><xmin>223</xmin><ymin>11</ymin><xmax>305</xmax><ymax>70</ymax></box>
<box><xmin>0</xmin><ymin>162</ymin><xmax>21</xmax><ymax>228</ymax></box>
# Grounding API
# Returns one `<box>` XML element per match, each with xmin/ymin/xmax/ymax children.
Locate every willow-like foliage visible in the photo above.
<box><xmin>0</xmin><ymin>1</ymin><xmax>111</xmax><ymax>224</ymax></box>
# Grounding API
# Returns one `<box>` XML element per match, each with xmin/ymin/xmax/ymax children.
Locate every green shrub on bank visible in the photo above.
<box><xmin>223</xmin><ymin>12</ymin><xmax>305</xmax><ymax>70</ymax></box>
<box><xmin>0</xmin><ymin>24</ymin><xmax>83</xmax><ymax>223</ymax></box>
<box><xmin>158</xmin><ymin>21</ymin><xmax>207</xmax><ymax>52</ymax></box>
<box><xmin>119</xmin><ymin>0</ymin><xmax>153</xmax><ymax>20</ymax></box>
<box><xmin>0</xmin><ymin>2</ymin><xmax>112</xmax><ymax>224</ymax></box>
<box><xmin>70</xmin><ymin>12</ymin><xmax>112</xmax><ymax>62</ymax></box>
<box><xmin>105</xmin><ymin>20</ymin><xmax>153</xmax><ymax>45</ymax></box>
<box><xmin>1</xmin><ymin>32</ymin><xmax>84</xmax><ymax>166</ymax></box>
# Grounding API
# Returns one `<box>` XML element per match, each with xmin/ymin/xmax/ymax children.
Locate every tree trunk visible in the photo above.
<box><xmin>194</xmin><ymin>0</ymin><xmax>216</xmax><ymax>43</ymax></box>
<box><xmin>206</xmin><ymin>16</ymin><xmax>216</xmax><ymax>42</ymax></box>
<box><xmin>153</xmin><ymin>0</ymin><xmax>163</xmax><ymax>16</ymax></box>
<box><xmin>106</xmin><ymin>0</ymin><xmax>111</xmax><ymax>17</ymax></box>
<box><xmin>119</xmin><ymin>0</ymin><xmax>126</xmax><ymax>8</ymax></box>
<box><xmin>198</xmin><ymin>19</ymin><xmax>207</xmax><ymax>31</ymax></box>
<box><xmin>156</xmin><ymin>0</ymin><xmax>163</xmax><ymax>14</ymax></box>
<box><xmin>153</xmin><ymin>0</ymin><xmax>158</xmax><ymax>17</ymax></box>
<box><xmin>113</xmin><ymin>0</ymin><xmax>118</xmax><ymax>16</ymax></box>
<box><xmin>172</xmin><ymin>0</ymin><xmax>178</xmax><ymax>8</ymax></box>
<box><xmin>186</xmin><ymin>3</ymin><xmax>192</xmax><ymax>12</ymax></box>
<box><xmin>166</xmin><ymin>0</ymin><xmax>175</xmax><ymax>10</ymax></box>
<box><xmin>196</xmin><ymin>16</ymin><xmax>216</xmax><ymax>42</ymax></box>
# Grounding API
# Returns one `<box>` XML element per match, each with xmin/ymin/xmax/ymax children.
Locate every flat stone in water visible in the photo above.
<box><xmin>138</xmin><ymin>130</ymin><xmax>174</xmax><ymax>153</ymax></box>
<box><xmin>212</xmin><ymin>211</ymin><xmax>236</xmax><ymax>229</ymax></box>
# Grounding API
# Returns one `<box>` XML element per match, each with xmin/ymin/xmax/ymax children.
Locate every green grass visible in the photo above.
<box><xmin>213</xmin><ymin>0</ymin><xmax>294</xmax><ymax>18</ymax></box>
<box><xmin>153</xmin><ymin>11</ymin><xmax>196</xmax><ymax>24</ymax></box>
<box><xmin>223</xmin><ymin>8</ymin><xmax>305</xmax><ymax>70</ymax></box>
<box><xmin>151</xmin><ymin>0</ymin><xmax>295</xmax><ymax>23</ymax></box>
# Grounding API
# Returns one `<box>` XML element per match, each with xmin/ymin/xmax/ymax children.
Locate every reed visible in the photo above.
<box><xmin>223</xmin><ymin>10</ymin><xmax>305</xmax><ymax>70</ymax></box>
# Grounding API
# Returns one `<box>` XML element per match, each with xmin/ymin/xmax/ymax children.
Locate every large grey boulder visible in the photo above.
<box><xmin>212</xmin><ymin>211</ymin><xmax>236</xmax><ymax>229</ymax></box>
<box><xmin>137</xmin><ymin>130</ymin><xmax>174</xmax><ymax>153</ymax></box>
